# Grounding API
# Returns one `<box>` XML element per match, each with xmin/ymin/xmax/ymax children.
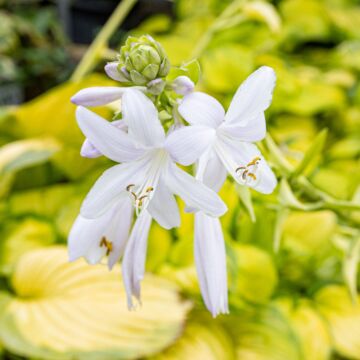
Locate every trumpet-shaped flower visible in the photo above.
<box><xmin>70</xmin><ymin>88</ymin><xmax>226</xmax><ymax>307</ymax></box>
<box><xmin>166</xmin><ymin>66</ymin><xmax>277</xmax><ymax>194</ymax></box>
<box><xmin>169</xmin><ymin>67</ymin><xmax>278</xmax><ymax>317</ymax></box>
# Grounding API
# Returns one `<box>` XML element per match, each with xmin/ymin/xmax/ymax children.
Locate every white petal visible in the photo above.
<box><xmin>195</xmin><ymin>212</ymin><xmax>228</xmax><ymax>317</ymax></box>
<box><xmin>164</xmin><ymin>162</ymin><xmax>227</xmax><ymax>217</ymax></box>
<box><xmin>80</xmin><ymin>138</ymin><xmax>102</xmax><ymax>158</ymax></box>
<box><xmin>104</xmin><ymin>62</ymin><xmax>129</xmax><ymax>82</ymax></box>
<box><xmin>122</xmin><ymin>211</ymin><xmax>152</xmax><ymax>309</ymax></box>
<box><xmin>220</xmin><ymin>112</ymin><xmax>266</xmax><ymax>142</ymax></box>
<box><xmin>71</xmin><ymin>87</ymin><xmax>125</xmax><ymax>106</ymax></box>
<box><xmin>68</xmin><ymin>212</ymin><xmax>111</xmax><ymax>264</ymax></box>
<box><xmin>122</xmin><ymin>89</ymin><xmax>165</xmax><ymax>147</ymax></box>
<box><xmin>106</xmin><ymin>197</ymin><xmax>134</xmax><ymax>269</ymax></box>
<box><xmin>215</xmin><ymin>135</ymin><xmax>277</xmax><ymax>194</ymax></box>
<box><xmin>225</xmin><ymin>66</ymin><xmax>276</xmax><ymax>125</ymax></box>
<box><xmin>178</xmin><ymin>92</ymin><xmax>225</xmax><ymax>128</ymax></box>
<box><xmin>165</xmin><ymin>125</ymin><xmax>216</xmax><ymax>166</ymax></box>
<box><xmin>147</xmin><ymin>178</ymin><xmax>180</xmax><ymax>229</ymax></box>
<box><xmin>81</xmin><ymin>159</ymin><xmax>147</xmax><ymax>219</ymax></box>
<box><xmin>76</xmin><ymin>106</ymin><xmax>145</xmax><ymax>163</ymax></box>
<box><xmin>200</xmin><ymin>151</ymin><xmax>227</xmax><ymax>192</ymax></box>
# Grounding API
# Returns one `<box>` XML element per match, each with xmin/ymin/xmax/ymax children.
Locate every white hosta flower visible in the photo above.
<box><xmin>71</xmin><ymin>89</ymin><xmax>227</xmax><ymax>308</ymax></box>
<box><xmin>69</xmin><ymin>198</ymin><xmax>133</xmax><ymax>269</ymax></box>
<box><xmin>166</xmin><ymin>66</ymin><xmax>277</xmax><ymax>194</ymax></box>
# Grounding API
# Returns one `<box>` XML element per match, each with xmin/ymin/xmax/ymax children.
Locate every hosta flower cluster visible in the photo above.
<box><xmin>69</xmin><ymin>35</ymin><xmax>277</xmax><ymax>317</ymax></box>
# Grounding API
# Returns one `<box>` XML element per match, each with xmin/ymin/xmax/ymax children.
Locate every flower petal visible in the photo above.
<box><xmin>172</xmin><ymin>76</ymin><xmax>194</xmax><ymax>95</ymax></box>
<box><xmin>147</xmin><ymin>178</ymin><xmax>180</xmax><ymax>229</ymax></box>
<box><xmin>224</xmin><ymin>66</ymin><xmax>276</xmax><ymax>125</ymax></box>
<box><xmin>122</xmin><ymin>89</ymin><xmax>165</xmax><ymax>147</ymax></box>
<box><xmin>76</xmin><ymin>106</ymin><xmax>145</xmax><ymax>163</ymax></box>
<box><xmin>71</xmin><ymin>87</ymin><xmax>125</xmax><ymax>106</ymax></box>
<box><xmin>122</xmin><ymin>211</ymin><xmax>152</xmax><ymax>309</ymax></box>
<box><xmin>200</xmin><ymin>151</ymin><xmax>227</xmax><ymax>192</ymax></box>
<box><xmin>107</xmin><ymin>197</ymin><xmax>134</xmax><ymax>269</ymax></box>
<box><xmin>178</xmin><ymin>92</ymin><xmax>225</xmax><ymax>128</ymax></box>
<box><xmin>165</xmin><ymin>125</ymin><xmax>216</xmax><ymax>166</ymax></box>
<box><xmin>104</xmin><ymin>62</ymin><xmax>129</xmax><ymax>82</ymax></box>
<box><xmin>195</xmin><ymin>212</ymin><xmax>228</xmax><ymax>317</ymax></box>
<box><xmin>68</xmin><ymin>212</ymin><xmax>111</xmax><ymax>264</ymax></box>
<box><xmin>220</xmin><ymin>112</ymin><xmax>266</xmax><ymax>142</ymax></box>
<box><xmin>80</xmin><ymin>159</ymin><xmax>148</xmax><ymax>219</ymax></box>
<box><xmin>164</xmin><ymin>162</ymin><xmax>227</xmax><ymax>217</ymax></box>
<box><xmin>80</xmin><ymin>138</ymin><xmax>102</xmax><ymax>158</ymax></box>
<box><xmin>215</xmin><ymin>135</ymin><xmax>277</xmax><ymax>194</ymax></box>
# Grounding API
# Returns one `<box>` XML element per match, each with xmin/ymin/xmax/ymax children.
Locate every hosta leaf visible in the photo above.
<box><xmin>275</xmin><ymin>298</ymin><xmax>332</xmax><ymax>360</ymax></box>
<box><xmin>0</xmin><ymin>218</ymin><xmax>56</xmax><ymax>275</ymax></box>
<box><xmin>0</xmin><ymin>247</ymin><xmax>191</xmax><ymax>360</ymax></box>
<box><xmin>0</xmin><ymin>138</ymin><xmax>59</xmax><ymax>176</ymax></box>
<box><xmin>315</xmin><ymin>285</ymin><xmax>360</xmax><ymax>359</ymax></box>
<box><xmin>153</xmin><ymin>318</ymin><xmax>234</xmax><ymax>360</ymax></box>
<box><xmin>230</xmin><ymin>243</ymin><xmax>278</xmax><ymax>304</ymax></box>
<box><xmin>226</xmin><ymin>305</ymin><xmax>302</xmax><ymax>360</ymax></box>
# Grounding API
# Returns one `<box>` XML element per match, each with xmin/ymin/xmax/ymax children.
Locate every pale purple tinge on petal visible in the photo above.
<box><xmin>165</xmin><ymin>125</ymin><xmax>216</xmax><ymax>166</ymax></box>
<box><xmin>224</xmin><ymin>66</ymin><xmax>276</xmax><ymax>125</ymax></box>
<box><xmin>147</xmin><ymin>178</ymin><xmax>180</xmax><ymax>229</ymax></box>
<box><xmin>122</xmin><ymin>89</ymin><xmax>165</xmax><ymax>147</ymax></box>
<box><xmin>195</xmin><ymin>212</ymin><xmax>229</xmax><ymax>317</ymax></box>
<box><xmin>80</xmin><ymin>158</ymin><xmax>148</xmax><ymax>219</ymax></box>
<box><xmin>172</xmin><ymin>76</ymin><xmax>194</xmax><ymax>96</ymax></box>
<box><xmin>76</xmin><ymin>106</ymin><xmax>145</xmax><ymax>163</ymax></box>
<box><xmin>122</xmin><ymin>211</ymin><xmax>152</xmax><ymax>310</ymax></box>
<box><xmin>104</xmin><ymin>62</ymin><xmax>129</xmax><ymax>82</ymax></box>
<box><xmin>164</xmin><ymin>162</ymin><xmax>227</xmax><ymax>217</ymax></box>
<box><xmin>178</xmin><ymin>92</ymin><xmax>225</xmax><ymax>128</ymax></box>
<box><xmin>80</xmin><ymin>139</ymin><xmax>102</xmax><ymax>158</ymax></box>
<box><xmin>71</xmin><ymin>87</ymin><xmax>126</xmax><ymax>106</ymax></box>
<box><xmin>215</xmin><ymin>134</ymin><xmax>277</xmax><ymax>194</ymax></box>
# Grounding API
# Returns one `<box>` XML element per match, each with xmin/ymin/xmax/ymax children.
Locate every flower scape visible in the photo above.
<box><xmin>69</xmin><ymin>35</ymin><xmax>277</xmax><ymax>317</ymax></box>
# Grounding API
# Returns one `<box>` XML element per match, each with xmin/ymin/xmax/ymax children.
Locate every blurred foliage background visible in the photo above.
<box><xmin>0</xmin><ymin>0</ymin><xmax>360</xmax><ymax>359</ymax></box>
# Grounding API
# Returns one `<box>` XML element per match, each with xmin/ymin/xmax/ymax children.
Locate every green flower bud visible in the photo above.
<box><xmin>117</xmin><ymin>35</ymin><xmax>170</xmax><ymax>86</ymax></box>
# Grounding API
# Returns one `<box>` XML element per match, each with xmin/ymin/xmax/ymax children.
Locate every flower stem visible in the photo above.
<box><xmin>71</xmin><ymin>0</ymin><xmax>137</xmax><ymax>82</ymax></box>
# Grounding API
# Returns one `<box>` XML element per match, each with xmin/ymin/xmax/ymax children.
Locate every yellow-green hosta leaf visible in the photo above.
<box><xmin>230</xmin><ymin>243</ymin><xmax>278</xmax><ymax>304</ymax></box>
<box><xmin>275</xmin><ymin>298</ymin><xmax>332</xmax><ymax>360</ymax></box>
<box><xmin>315</xmin><ymin>285</ymin><xmax>360</xmax><ymax>359</ymax></box>
<box><xmin>343</xmin><ymin>236</ymin><xmax>360</xmax><ymax>303</ymax></box>
<box><xmin>0</xmin><ymin>218</ymin><xmax>56</xmax><ymax>275</ymax></box>
<box><xmin>0</xmin><ymin>246</ymin><xmax>191</xmax><ymax>360</ymax></box>
<box><xmin>226</xmin><ymin>305</ymin><xmax>302</xmax><ymax>360</ymax></box>
<box><xmin>0</xmin><ymin>138</ymin><xmax>60</xmax><ymax>176</ymax></box>
<box><xmin>153</xmin><ymin>319</ymin><xmax>234</xmax><ymax>360</ymax></box>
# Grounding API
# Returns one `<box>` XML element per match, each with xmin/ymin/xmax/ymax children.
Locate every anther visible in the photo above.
<box><xmin>100</xmin><ymin>236</ymin><xmax>113</xmax><ymax>256</ymax></box>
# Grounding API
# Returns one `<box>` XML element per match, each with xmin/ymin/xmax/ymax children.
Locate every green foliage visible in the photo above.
<box><xmin>0</xmin><ymin>0</ymin><xmax>360</xmax><ymax>358</ymax></box>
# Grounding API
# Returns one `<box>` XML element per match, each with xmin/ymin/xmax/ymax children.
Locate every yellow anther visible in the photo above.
<box><xmin>247</xmin><ymin>173</ymin><xmax>257</xmax><ymax>180</ymax></box>
<box><xmin>247</xmin><ymin>156</ymin><xmax>261</xmax><ymax>167</ymax></box>
<box><xmin>100</xmin><ymin>236</ymin><xmax>113</xmax><ymax>256</ymax></box>
<box><xmin>146</xmin><ymin>187</ymin><xmax>154</xmax><ymax>193</ymax></box>
<box><xmin>126</xmin><ymin>184</ymin><xmax>135</xmax><ymax>191</ymax></box>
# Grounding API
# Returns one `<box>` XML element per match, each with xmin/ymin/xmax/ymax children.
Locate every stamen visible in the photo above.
<box><xmin>100</xmin><ymin>236</ymin><xmax>113</xmax><ymax>256</ymax></box>
<box><xmin>235</xmin><ymin>157</ymin><xmax>261</xmax><ymax>185</ymax></box>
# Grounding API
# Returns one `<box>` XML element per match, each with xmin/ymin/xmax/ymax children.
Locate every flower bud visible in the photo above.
<box><xmin>172</xmin><ymin>76</ymin><xmax>194</xmax><ymax>95</ymax></box>
<box><xmin>116</xmin><ymin>35</ymin><xmax>171</xmax><ymax>86</ymax></box>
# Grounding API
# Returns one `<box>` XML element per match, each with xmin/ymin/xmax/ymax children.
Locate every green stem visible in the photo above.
<box><xmin>71</xmin><ymin>0</ymin><xmax>137</xmax><ymax>82</ymax></box>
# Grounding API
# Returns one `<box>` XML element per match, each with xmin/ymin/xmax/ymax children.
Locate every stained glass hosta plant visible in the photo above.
<box><xmin>69</xmin><ymin>34</ymin><xmax>277</xmax><ymax>317</ymax></box>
